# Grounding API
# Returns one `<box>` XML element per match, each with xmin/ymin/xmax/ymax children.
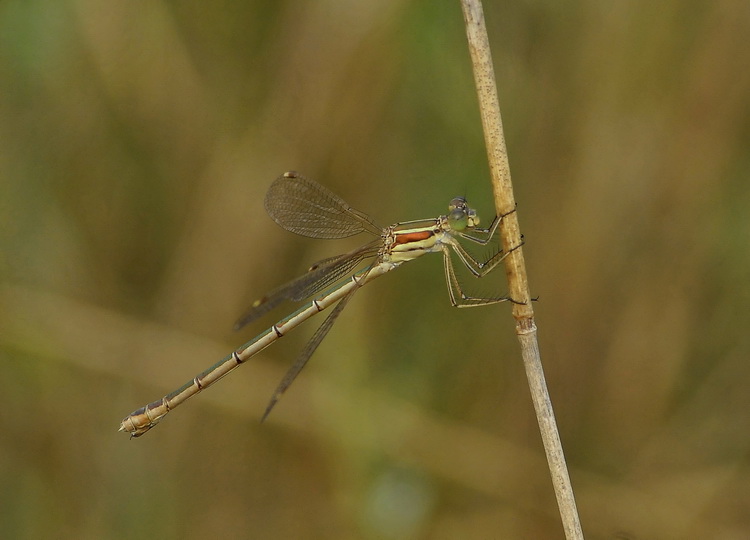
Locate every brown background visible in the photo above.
<box><xmin>1</xmin><ymin>1</ymin><xmax>749</xmax><ymax>538</ymax></box>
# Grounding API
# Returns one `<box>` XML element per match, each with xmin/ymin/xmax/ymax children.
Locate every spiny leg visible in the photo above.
<box><xmin>458</xmin><ymin>204</ymin><xmax>517</xmax><ymax>245</ymax></box>
<box><xmin>441</xmin><ymin>239</ymin><xmax>526</xmax><ymax>307</ymax></box>
<box><xmin>441</xmin><ymin>247</ymin><xmax>510</xmax><ymax>307</ymax></box>
<box><xmin>442</xmin><ymin>234</ymin><xmax>525</xmax><ymax>278</ymax></box>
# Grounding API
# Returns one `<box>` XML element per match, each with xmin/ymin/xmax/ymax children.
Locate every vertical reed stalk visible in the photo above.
<box><xmin>460</xmin><ymin>1</ymin><xmax>584</xmax><ymax>537</ymax></box>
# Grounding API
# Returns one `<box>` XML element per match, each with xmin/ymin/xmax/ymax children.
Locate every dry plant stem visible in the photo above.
<box><xmin>460</xmin><ymin>1</ymin><xmax>584</xmax><ymax>538</ymax></box>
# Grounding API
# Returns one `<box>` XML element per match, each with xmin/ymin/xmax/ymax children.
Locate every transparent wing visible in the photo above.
<box><xmin>233</xmin><ymin>241</ymin><xmax>380</xmax><ymax>330</ymax></box>
<box><xmin>264</xmin><ymin>172</ymin><xmax>382</xmax><ymax>238</ymax></box>
<box><xmin>261</xmin><ymin>280</ymin><xmax>361</xmax><ymax>421</ymax></box>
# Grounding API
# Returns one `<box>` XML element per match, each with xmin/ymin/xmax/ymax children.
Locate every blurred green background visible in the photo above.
<box><xmin>2</xmin><ymin>0</ymin><xmax>749</xmax><ymax>538</ymax></box>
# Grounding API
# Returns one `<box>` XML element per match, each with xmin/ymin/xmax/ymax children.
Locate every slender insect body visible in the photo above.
<box><xmin>120</xmin><ymin>173</ymin><xmax>515</xmax><ymax>437</ymax></box>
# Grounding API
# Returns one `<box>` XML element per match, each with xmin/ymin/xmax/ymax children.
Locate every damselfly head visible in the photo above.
<box><xmin>448</xmin><ymin>197</ymin><xmax>479</xmax><ymax>230</ymax></box>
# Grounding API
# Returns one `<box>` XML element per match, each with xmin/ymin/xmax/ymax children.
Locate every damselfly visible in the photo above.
<box><xmin>120</xmin><ymin>172</ymin><xmax>517</xmax><ymax>437</ymax></box>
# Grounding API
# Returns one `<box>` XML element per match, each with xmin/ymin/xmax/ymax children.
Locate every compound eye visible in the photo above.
<box><xmin>449</xmin><ymin>197</ymin><xmax>467</xmax><ymax>212</ymax></box>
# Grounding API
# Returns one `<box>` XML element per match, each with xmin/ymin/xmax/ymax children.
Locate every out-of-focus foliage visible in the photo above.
<box><xmin>1</xmin><ymin>1</ymin><xmax>749</xmax><ymax>538</ymax></box>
